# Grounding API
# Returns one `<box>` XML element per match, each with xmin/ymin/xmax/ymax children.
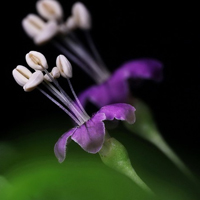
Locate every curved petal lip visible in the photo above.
<box><xmin>98</xmin><ymin>103</ymin><xmax>136</xmax><ymax>124</ymax></box>
<box><xmin>54</xmin><ymin>128</ymin><xmax>77</xmax><ymax>163</ymax></box>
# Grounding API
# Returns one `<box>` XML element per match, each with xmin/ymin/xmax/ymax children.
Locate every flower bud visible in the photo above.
<box><xmin>12</xmin><ymin>65</ymin><xmax>33</xmax><ymax>86</ymax></box>
<box><xmin>23</xmin><ymin>71</ymin><xmax>44</xmax><ymax>92</ymax></box>
<box><xmin>25</xmin><ymin>51</ymin><xmax>48</xmax><ymax>71</ymax></box>
<box><xmin>56</xmin><ymin>55</ymin><xmax>72</xmax><ymax>78</ymax></box>
<box><xmin>72</xmin><ymin>2</ymin><xmax>91</xmax><ymax>30</ymax></box>
<box><xmin>36</xmin><ymin>0</ymin><xmax>63</xmax><ymax>21</ymax></box>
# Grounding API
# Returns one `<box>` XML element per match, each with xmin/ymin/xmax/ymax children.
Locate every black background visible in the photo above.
<box><xmin>2</xmin><ymin>1</ymin><xmax>200</xmax><ymax>174</ymax></box>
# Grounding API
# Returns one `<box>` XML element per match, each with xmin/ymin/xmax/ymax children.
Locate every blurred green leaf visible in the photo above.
<box><xmin>0</xmin><ymin>115</ymin><xmax>199</xmax><ymax>200</ymax></box>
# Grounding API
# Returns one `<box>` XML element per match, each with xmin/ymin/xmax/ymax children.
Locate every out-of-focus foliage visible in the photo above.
<box><xmin>0</xmin><ymin>115</ymin><xmax>199</xmax><ymax>200</ymax></box>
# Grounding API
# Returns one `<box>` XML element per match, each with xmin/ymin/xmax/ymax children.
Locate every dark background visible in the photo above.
<box><xmin>2</xmin><ymin>1</ymin><xmax>200</xmax><ymax>174</ymax></box>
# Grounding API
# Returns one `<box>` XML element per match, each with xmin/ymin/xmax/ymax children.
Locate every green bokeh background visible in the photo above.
<box><xmin>0</xmin><ymin>115</ymin><xmax>199</xmax><ymax>200</ymax></box>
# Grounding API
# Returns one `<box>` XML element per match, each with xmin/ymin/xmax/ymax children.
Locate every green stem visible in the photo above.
<box><xmin>126</xmin><ymin>97</ymin><xmax>198</xmax><ymax>185</ymax></box>
<box><xmin>150</xmin><ymin>133</ymin><xmax>198</xmax><ymax>184</ymax></box>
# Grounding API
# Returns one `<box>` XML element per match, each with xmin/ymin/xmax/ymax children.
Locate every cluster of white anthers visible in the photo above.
<box><xmin>22</xmin><ymin>0</ymin><xmax>110</xmax><ymax>84</ymax></box>
<box><xmin>22</xmin><ymin>0</ymin><xmax>91</xmax><ymax>45</ymax></box>
<box><xmin>12</xmin><ymin>51</ymin><xmax>90</xmax><ymax>126</ymax></box>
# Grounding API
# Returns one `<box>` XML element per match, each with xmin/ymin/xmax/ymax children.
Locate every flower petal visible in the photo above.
<box><xmin>78</xmin><ymin>79</ymin><xmax>129</xmax><ymax>108</ymax></box>
<box><xmin>71</xmin><ymin>113</ymin><xmax>106</xmax><ymax>153</ymax></box>
<box><xmin>54</xmin><ymin>128</ymin><xmax>77</xmax><ymax>163</ymax></box>
<box><xmin>115</xmin><ymin>58</ymin><xmax>163</xmax><ymax>82</ymax></box>
<box><xmin>78</xmin><ymin>58</ymin><xmax>163</xmax><ymax>108</ymax></box>
<box><xmin>97</xmin><ymin>103</ymin><xmax>136</xmax><ymax>124</ymax></box>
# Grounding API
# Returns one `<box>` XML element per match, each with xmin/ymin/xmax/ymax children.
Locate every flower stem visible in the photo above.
<box><xmin>150</xmin><ymin>132</ymin><xmax>198</xmax><ymax>184</ymax></box>
<box><xmin>99</xmin><ymin>133</ymin><xmax>154</xmax><ymax>196</ymax></box>
<box><xmin>126</xmin><ymin>97</ymin><xmax>198</xmax><ymax>185</ymax></box>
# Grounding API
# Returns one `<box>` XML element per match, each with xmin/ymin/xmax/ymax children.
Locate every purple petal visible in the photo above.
<box><xmin>78</xmin><ymin>58</ymin><xmax>163</xmax><ymax>108</ymax></box>
<box><xmin>97</xmin><ymin>103</ymin><xmax>136</xmax><ymax>124</ymax></box>
<box><xmin>71</xmin><ymin>113</ymin><xmax>106</xmax><ymax>153</ymax></box>
<box><xmin>115</xmin><ymin>58</ymin><xmax>163</xmax><ymax>82</ymax></box>
<box><xmin>54</xmin><ymin>128</ymin><xmax>77</xmax><ymax>163</ymax></box>
<box><xmin>78</xmin><ymin>80</ymin><xmax>129</xmax><ymax>108</ymax></box>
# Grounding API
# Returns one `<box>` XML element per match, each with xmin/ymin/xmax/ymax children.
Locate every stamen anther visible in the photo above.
<box><xmin>44</xmin><ymin>66</ymin><xmax>60</xmax><ymax>81</ymax></box>
<box><xmin>56</xmin><ymin>54</ymin><xmax>72</xmax><ymax>78</ymax></box>
<box><xmin>12</xmin><ymin>65</ymin><xmax>32</xmax><ymax>86</ymax></box>
<box><xmin>25</xmin><ymin>51</ymin><xmax>48</xmax><ymax>70</ymax></box>
<box><xmin>23</xmin><ymin>71</ymin><xmax>44</xmax><ymax>92</ymax></box>
<box><xmin>34</xmin><ymin>20</ymin><xmax>58</xmax><ymax>45</ymax></box>
<box><xmin>72</xmin><ymin>2</ymin><xmax>91</xmax><ymax>30</ymax></box>
<box><xmin>22</xmin><ymin>14</ymin><xmax>46</xmax><ymax>38</ymax></box>
<box><xmin>36</xmin><ymin>0</ymin><xmax>63</xmax><ymax>21</ymax></box>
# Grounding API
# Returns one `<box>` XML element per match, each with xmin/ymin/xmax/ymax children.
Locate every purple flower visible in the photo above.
<box><xmin>21</xmin><ymin>1</ymin><xmax>163</xmax><ymax>109</ymax></box>
<box><xmin>54</xmin><ymin>103</ymin><xmax>136</xmax><ymax>163</ymax></box>
<box><xmin>12</xmin><ymin>51</ymin><xmax>136</xmax><ymax>163</ymax></box>
<box><xmin>78</xmin><ymin>58</ymin><xmax>163</xmax><ymax>108</ymax></box>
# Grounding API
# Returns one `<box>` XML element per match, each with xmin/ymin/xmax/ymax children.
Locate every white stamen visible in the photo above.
<box><xmin>43</xmin><ymin>80</ymin><xmax>86</xmax><ymax>124</ymax></box>
<box><xmin>25</xmin><ymin>51</ymin><xmax>48</xmax><ymax>70</ymax></box>
<box><xmin>38</xmin><ymin>87</ymin><xmax>81</xmax><ymax>125</ymax></box>
<box><xmin>22</xmin><ymin>1</ymin><xmax>110</xmax><ymax>85</ymax></box>
<box><xmin>22</xmin><ymin>14</ymin><xmax>46</xmax><ymax>38</ymax></box>
<box><xmin>52</xmin><ymin>41</ymin><xmax>96</xmax><ymax>78</ymax></box>
<box><xmin>34</xmin><ymin>20</ymin><xmax>59</xmax><ymax>45</ymax></box>
<box><xmin>44</xmin><ymin>66</ymin><xmax>60</xmax><ymax>81</ymax></box>
<box><xmin>63</xmin><ymin>16</ymin><xmax>78</xmax><ymax>33</ymax></box>
<box><xmin>67</xmin><ymin>78</ymin><xmax>90</xmax><ymax>121</ymax></box>
<box><xmin>64</xmin><ymin>38</ymin><xmax>107</xmax><ymax>83</ymax></box>
<box><xmin>12</xmin><ymin>65</ymin><xmax>33</xmax><ymax>86</ymax></box>
<box><xmin>23</xmin><ymin>71</ymin><xmax>44</xmax><ymax>92</ymax></box>
<box><xmin>84</xmin><ymin>31</ymin><xmax>109</xmax><ymax>75</ymax></box>
<box><xmin>13</xmin><ymin>51</ymin><xmax>90</xmax><ymax>125</ymax></box>
<box><xmin>36</xmin><ymin>0</ymin><xmax>63</xmax><ymax>21</ymax></box>
<box><xmin>56</xmin><ymin>54</ymin><xmax>72</xmax><ymax>78</ymax></box>
<box><xmin>51</xmin><ymin>66</ymin><xmax>61</xmax><ymax>78</ymax></box>
<box><xmin>72</xmin><ymin>2</ymin><xmax>91</xmax><ymax>30</ymax></box>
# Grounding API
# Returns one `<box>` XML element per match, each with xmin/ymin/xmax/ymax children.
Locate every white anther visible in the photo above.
<box><xmin>36</xmin><ymin>0</ymin><xmax>63</xmax><ymax>21</ymax></box>
<box><xmin>22</xmin><ymin>14</ymin><xmax>46</xmax><ymax>38</ymax></box>
<box><xmin>23</xmin><ymin>71</ymin><xmax>44</xmax><ymax>92</ymax></box>
<box><xmin>12</xmin><ymin>65</ymin><xmax>33</xmax><ymax>87</ymax></box>
<box><xmin>51</xmin><ymin>66</ymin><xmax>60</xmax><ymax>78</ymax></box>
<box><xmin>58</xmin><ymin>16</ymin><xmax>77</xmax><ymax>34</ymax></box>
<box><xmin>34</xmin><ymin>20</ymin><xmax>58</xmax><ymax>45</ymax></box>
<box><xmin>44</xmin><ymin>66</ymin><xmax>60</xmax><ymax>81</ymax></box>
<box><xmin>72</xmin><ymin>2</ymin><xmax>91</xmax><ymax>30</ymax></box>
<box><xmin>65</xmin><ymin>16</ymin><xmax>78</xmax><ymax>32</ymax></box>
<box><xmin>56</xmin><ymin>55</ymin><xmax>72</xmax><ymax>78</ymax></box>
<box><xmin>25</xmin><ymin>51</ymin><xmax>48</xmax><ymax>71</ymax></box>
